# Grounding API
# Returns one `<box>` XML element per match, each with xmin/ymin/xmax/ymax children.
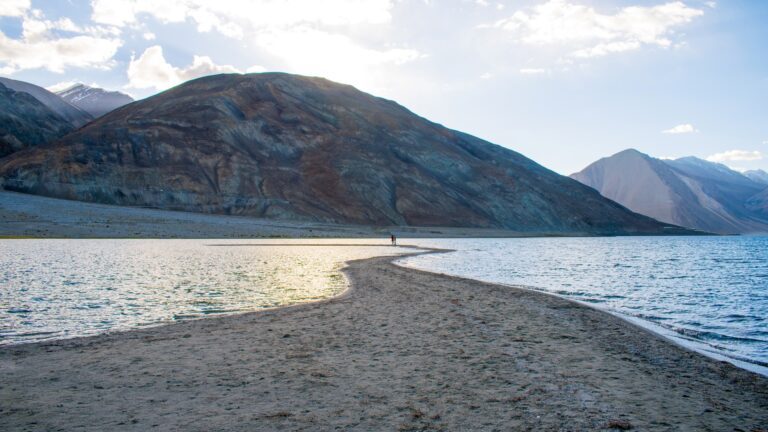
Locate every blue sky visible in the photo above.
<box><xmin>1</xmin><ymin>0</ymin><xmax>766</xmax><ymax>175</ymax></box>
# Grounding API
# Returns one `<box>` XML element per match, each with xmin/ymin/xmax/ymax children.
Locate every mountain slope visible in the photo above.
<box><xmin>744</xmin><ymin>169</ymin><xmax>768</xmax><ymax>185</ymax></box>
<box><xmin>0</xmin><ymin>73</ymin><xmax>685</xmax><ymax>234</ymax></box>
<box><xmin>0</xmin><ymin>77</ymin><xmax>92</xmax><ymax>128</ymax></box>
<box><xmin>56</xmin><ymin>84</ymin><xmax>134</xmax><ymax>118</ymax></box>
<box><xmin>0</xmin><ymin>83</ymin><xmax>74</xmax><ymax>158</ymax></box>
<box><xmin>571</xmin><ymin>149</ymin><xmax>768</xmax><ymax>234</ymax></box>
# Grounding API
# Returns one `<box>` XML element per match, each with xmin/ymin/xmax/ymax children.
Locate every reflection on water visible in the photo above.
<box><xmin>398</xmin><ymin>236</ymin><xmax>768</xmax><ymax>370</ymax></box>
<box><xmin>0</xmin><ymin>239</ymin><xmax>408</xmax><ymax>344</ymax></box>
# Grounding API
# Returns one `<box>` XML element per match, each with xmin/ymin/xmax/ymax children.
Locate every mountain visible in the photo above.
<box><xmin>56</xmin><ymin>84</ymin><xmax>134</xmax><ymax>118</ymax></box>
<box><xmin>0</xmin><ymin>77</ymin><xmax>92</xmax><ymax>128</ymax></box>
<box><xmin>744</xmin><ymin>169</ymin><xmax>768</xmax><ymax>185</ymax></box>
<box><xmin>0</xmin><ymin>73</ymin><xmax>688</xmax><ymax>234</ymax></box>
<box><xmin>0</xmin><ymin>83</ymin><xmax>74</xmax><ymax>158</ymax></box>
<box><xmin>571</xmin><ymin>149</ymin><xmax>768</xmax><ymax>234</ymax></box>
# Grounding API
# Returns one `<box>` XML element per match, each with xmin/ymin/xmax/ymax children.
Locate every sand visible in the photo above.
<box><xmin>1</xmin><ymin>250</ymin><xmax>767</xmax><ymax>431</ymax></box>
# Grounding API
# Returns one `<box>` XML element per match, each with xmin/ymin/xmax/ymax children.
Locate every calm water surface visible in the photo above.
<box><xmin>0</xmin><ymin>239</ymin><xmax>409</xmax><ymax>344</ymax></box>
<box><xmin>399</xmin><ymin>236</ymin><xmax>768</xmax><ymax>371</ymax></box>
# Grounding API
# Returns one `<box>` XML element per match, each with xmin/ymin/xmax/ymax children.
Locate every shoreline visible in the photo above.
<box><xmin>395</xmin><ymin>257</ymin><xmax>768</xmax><ymax>377</ymax></box>
<box><xmin>0</xmin><ymin>190</ymin><xmax>708</xmax><ymax>238</ymax></box>
<box><xmin>2</xmin><ymin>252</ymin><xmax>767</xmax><ymax>430</ymax></box>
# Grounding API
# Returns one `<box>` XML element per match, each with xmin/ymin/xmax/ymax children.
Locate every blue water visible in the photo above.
<box><xmin>399</xmin><ymin>236</ymin><xmax>768</xmax><ymax>371</ymax></box>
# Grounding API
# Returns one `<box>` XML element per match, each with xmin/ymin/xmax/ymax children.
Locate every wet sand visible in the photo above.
<box><xmin>1</xmin><ymin>251</ymin><xmax>767</xmax><ymax>431</ymax></box>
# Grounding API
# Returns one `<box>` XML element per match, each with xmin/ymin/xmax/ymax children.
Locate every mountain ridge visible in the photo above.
<box><xmin>56</xmin><ymin>84</ymin><xmax>134</xmax><ymax>118</ymax></box>
<box><xmin>571</xmin><ymin>148</ymin><xmax>768</xmax><ymax>234</ymax></box>
<box><xmin>0</xmin><ymin>73</ymin><xmax>688</xmax><ymax>235</ymax></box>
<box><xmin>0</xmin><ymin>82</ymin><xmax>74</xmax><ymax>158</ymax></box>
<box><xmin>0</xmin><ymin>77</ymin><xmax>92</xmax><ymax>128</ymax></box>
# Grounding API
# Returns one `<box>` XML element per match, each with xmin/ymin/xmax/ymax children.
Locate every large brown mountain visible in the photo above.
<box><xmin>0</xmin><ymin>83</ymin><xmax>74</xmax><ymax>158</ymax></box>
<box><xmin>571</xmin><ymin>149</ymin><xmax>768</xmax><ymax>234</ymax></box>
<box><xmin>0</xmin><ymin>73</ymin><xmax>686</xmax><ymax>234</ymax></box>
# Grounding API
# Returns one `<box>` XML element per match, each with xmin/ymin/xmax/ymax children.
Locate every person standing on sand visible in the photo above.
<box><xmin>390</xmin><ymin>234</ymin><xmax>397</xmax><ymax>246</ymax></box>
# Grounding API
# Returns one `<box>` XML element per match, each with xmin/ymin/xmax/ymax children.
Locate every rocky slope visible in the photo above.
<box><xmin>56</xmin><ymin>84</ymin><xmax>134</xmax><ymax>118</ymax></box>
<box><xmin>0</xmin><ymin>73</ymin><xmax>686</xmax><ymax>234</ymax></box>
<box><xmin>0</xmin><ymin>83</ymin><xmax>74</xmax><ymax>158</ymax></box>
<box><xmin>0</xmin><ymin>77</ymin><xmax>92</xmax><ymax>128</ymax></box>
<box><xmin>571</xmin><ymin>149</ymin><xmax>768</xmax><ymax>234</ymax></box>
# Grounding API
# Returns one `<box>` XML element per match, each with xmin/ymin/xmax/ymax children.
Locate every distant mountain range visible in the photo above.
<box><xmin>744</xmin><ymin>169</ymin><xmax>768</xmax><ymax>185</ymax></box>
<box><xmin>571</xmin><ymin>149</ymin><xmax>768</xmax><ymax>234</ymax></box>
<box><xmin>56</xmin><ymin>84</ymin><xmax>133</xmax><ymax>118</ymax></box>
<box><xmin>0</xmin><ymin>73</ymin><xmax>688</xmax><ymax>235</ymax></box>
<box><xmin>0</xmin><ymin>77</ymin><xmax>92</xmax><ymax>128</ymax></box>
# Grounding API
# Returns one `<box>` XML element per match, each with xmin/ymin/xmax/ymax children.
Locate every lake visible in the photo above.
<box><xmin>3</xmin><ymin>236</ymin><xmax>766</xmax><ymax>375</ymax></box>
<box><xmin>0</xmin><ymin>239</ymin><xmax>407</xmax><ymax>344</ymax></box>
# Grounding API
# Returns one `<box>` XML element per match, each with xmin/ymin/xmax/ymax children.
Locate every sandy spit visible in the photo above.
<box><xmin>1</xmin><ymin>252</ymin><xmax>767</xmax><ymax>431</ymax></box>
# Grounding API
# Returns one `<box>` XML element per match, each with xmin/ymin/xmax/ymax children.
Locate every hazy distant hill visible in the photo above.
<box><xmin>0</xmin><ymin>73</ymin><xmax>685</xmax><ymax>234</ymax></box>
<box><xmin>56</xmin><ymin>84</ymin><xmax>134</xmax><ymax>118</ymax></box>
<box><xmin>0</xmin><ymin>77</ymin><xmax>92</xmax><ymax>128</ymax></box>
<box><xmin>0</xmin><ymin>83</ymin><xmax>74</xmax><ymax>158</ymax></box>
<box><xmin>571</xmin><ymin>149</ymin><xmax>768</xmax><ymax>234</ymax></box>
<box><xmin>744</xmin><ymin>169</ymin><xmax>768</xmax><ymax>185</ymax></box>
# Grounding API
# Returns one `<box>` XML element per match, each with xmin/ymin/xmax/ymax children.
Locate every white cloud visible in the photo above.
<box><xmin>90</xmin><ymin>0</ymin><xmax>420</xmax><ymax>91</ymax></box>
<box><xmin>706</xmin><ymin>150</ymin><xmax>763</xmax><ymax>163</ymax></box>
<box><xmin>0</xmin><ymin>14</ymin><xmax>121</xmax><ymax>74</ymax></box>
<box><xmin>126</xmin><ymin>45</ymin><xmax>263</xmax><ymax>90</ymax></box>
<box><xmin>491</xmin><ymin>1</ymin><xmax>704</xmax><ymax>58</ymax></box>
<box><xmin>246</xmin><ymin>65</ymin><xmax>267</xmax><ymax>73</ymax></box>
<box><xmin>480</xmin><ymin>72</ymin><xmax>493</xmax><ymax>79</ymax></box>
<box><xmin>143</xmin><ymin>32</ymin><xmax>156</xmax><ymax>40</ymax></box>
<box><xmin>0</xmin><ymin>0</ymin><xmax>30</xmax><ymax>17</ymax></box>
<box><xmin>705</xmin><ymin>1</ymin><xmax>716</xmax><ymax>8</ymax></box>
<box><xmin>519</xmin><ymin>68</ymin><xmax>548</xmax><ymax>75</ymax></box>
<box><xmin>662</xmin><ymin>123</ymin><xmax>698</xmax><ymax>134</ymax></box>
<box><xmin>254</xmin><ymin>26</ymin><xmax>422</xmax><ymax>92</ymax></box>
<box><xmin>91</xmin><ymin>0</ymin><xmax>394</xmax><ymax>38</ymax></box>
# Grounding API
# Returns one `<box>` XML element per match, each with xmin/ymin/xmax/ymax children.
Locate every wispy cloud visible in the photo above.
<box><xmin>0</xmin><ymin>0</ymin><xmax>30</xmax><ymax>18</ymax></box>
<box><xmin>489</xmin><ymin>1</ymin><xmax>704</xmax><ymax>58</ymax></box>
<box><xmin>90</xmin><ymin>0</ymin><xmax>422</xmax><ymax>92</ymax></box>
<box><xmin>519</xmin><ymin>68</ymin><xmax>548</xmax><ymax>75</ymax></box>
<box><xmin>0</xmin><ymin>8</ymin><xmax>121</xmax><ymax>74</ymax></box>
<box><xmin>706</xmin><ymin>150</ymin><xmax>763</xmax><ymax>163</ymax></box>
<box><xmin>662</xmin><ymin>123</ymin><xmax>698</xmax><ymax>134</ymax></box>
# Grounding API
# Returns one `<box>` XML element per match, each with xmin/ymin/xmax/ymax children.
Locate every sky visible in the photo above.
<box><xmin>0</xmin><ymin>0</ymin><xmax>766</xmax><ymax>175</ymax></box>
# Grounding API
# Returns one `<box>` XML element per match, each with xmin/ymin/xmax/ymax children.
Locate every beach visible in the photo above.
<box><xmin>1</xmin><ymin>250</ymin><xmax>767</xmax><ymax>431</ymax></box>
